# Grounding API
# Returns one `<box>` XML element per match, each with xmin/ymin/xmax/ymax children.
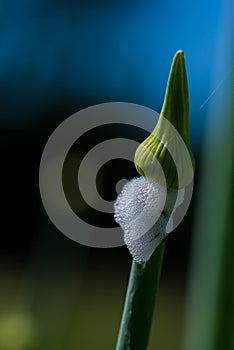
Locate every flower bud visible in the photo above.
<box><xmin>134</xmin><ymin>50</ymin><xmax>195</xmax><ymax>189</ymax></box>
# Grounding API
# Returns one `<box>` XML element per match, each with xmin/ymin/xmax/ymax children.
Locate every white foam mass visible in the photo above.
<box><xmin>114</xmin><ymin>176</ymin><xmax>185</xmax><ymax>263</ymax></box>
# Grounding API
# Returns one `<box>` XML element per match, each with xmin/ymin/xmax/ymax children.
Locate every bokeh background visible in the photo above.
<box><xmin>1</xmin><ymin>0</ymin><xmax>233</xmax><ymax>349</ymax></box>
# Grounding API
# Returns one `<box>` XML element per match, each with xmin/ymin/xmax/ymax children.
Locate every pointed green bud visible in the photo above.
<box><xmin>134</xmin><ymin>50</ymin><xmax>195</xmax><ymax>189</ymax></box>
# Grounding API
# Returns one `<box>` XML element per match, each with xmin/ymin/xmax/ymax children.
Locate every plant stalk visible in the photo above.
<box><xmin>183</xmin><ymin>2</ymin><xmax>234</xmax><ymax>349</ymax></box>
<box><xmin>116</xmin><ymin>243</ymin><xmax>165</xmax><ymax>350</ymax></box>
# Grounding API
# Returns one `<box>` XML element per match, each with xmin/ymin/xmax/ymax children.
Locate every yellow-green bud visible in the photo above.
<box><xmin>134</xmin><ymin>50</ymin><xmax>195</xmax><ymax>189</ymax></box>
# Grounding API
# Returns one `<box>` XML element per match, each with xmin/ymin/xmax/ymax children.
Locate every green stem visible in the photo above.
<box><xmin>183</xmin><ymin>2</ymin><xmax>234</xmax><ymax>349</ymax></box>
<box><xmin>116</xmin><ymin>243</ymin><xmax>165</xmax><ymax>350</ymax></box>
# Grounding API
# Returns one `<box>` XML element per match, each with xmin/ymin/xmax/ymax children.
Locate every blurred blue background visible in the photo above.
<box><xmin>1</xmin><ymin>0</ymin><xmax>223</xmax><ymax>146</ymax></box>
<box><xmin>0</xmin><ymin>0</ymin><xmax>230</xmax><ymax>349</ymax></box>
